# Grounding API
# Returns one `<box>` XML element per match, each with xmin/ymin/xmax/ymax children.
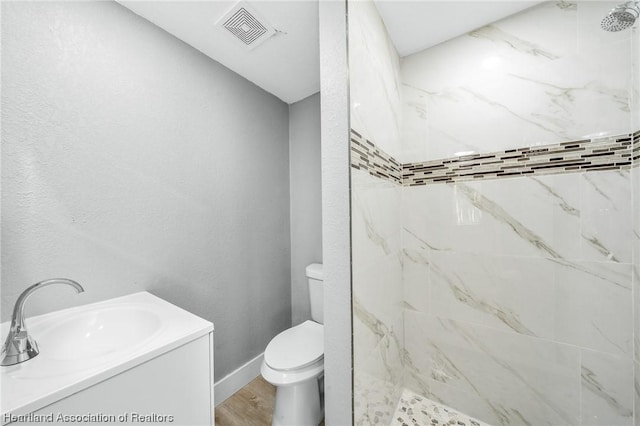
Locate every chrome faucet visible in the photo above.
<box><xmin>1</xmin><ymin>278</ymin><xmax>84</xmax><ymax>366</ymax></box>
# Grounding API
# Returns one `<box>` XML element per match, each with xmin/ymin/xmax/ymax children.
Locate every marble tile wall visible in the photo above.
<box><xmin>400</xmin><ymin>1</ymin><xmax>637</xmax><ymax>164</ymax></box>
<box><xmin>402</xmin><ymin>169</ymin><xmax>636</xmax><ymax>426</ymax></box>
<box><xmin>632</xmin><ymin>25</ymin><xmax>640</xmax><ymax>426</ymax></box>
<box><xmin>633</xmin><ymin>165</ymin><xmax>639</xmax><ymax>426</ymax></box>
<box><xmin>348</xmin><ymin>0</ymin><xmax>403</xmax><ymax>161</ymax></box>
<box><xmin>350</xmin><ymin>1</ymin><xmax>640</xmax><ymax>425</ymax></box>
<box><xmin>352</xmin><ymin>168</ymin><xmax>404</xmax><ymax>426</ymax></box>
<box><xmin>349</xmin><ymin>0</ymin><xmax>405</xmax><ymax>424</ymax></box>
<box><xmin>351</xmin><ymin>131</ymin><xmax>639</xmax><ymax>425</ymax></box>
<box><xmin>624</xmin><ymin>13</ymin><xmax>639</xmax><ymax>426</ymax></box>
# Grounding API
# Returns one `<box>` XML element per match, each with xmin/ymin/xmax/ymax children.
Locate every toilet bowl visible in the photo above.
<box><xmin>261</xmin><ymin>320</ymin><xmax>324</xmax><ymax>426</ymax></box>
<box><xmin>261</xmin><ymin>263</ymin><xmax>324</xmax><ymax>426</ymax></box>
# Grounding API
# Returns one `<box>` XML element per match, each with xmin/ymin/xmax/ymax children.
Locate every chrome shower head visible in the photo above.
<box><xmin>601</xmin><ymin>1</ymin><xmax>639</xmax><ymax>32</ymax></box>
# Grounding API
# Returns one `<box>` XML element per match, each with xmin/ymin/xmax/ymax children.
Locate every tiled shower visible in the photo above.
<box><xmin>349</xmin><ymin>1</ymin><xmax>640</xmax><ymax>425</ymax></box>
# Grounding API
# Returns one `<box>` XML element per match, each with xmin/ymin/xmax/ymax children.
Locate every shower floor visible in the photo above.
<box><xmin>391</xmin><ymin>389</ymin><xmax>490</xmax><ymax>426</ymax></box>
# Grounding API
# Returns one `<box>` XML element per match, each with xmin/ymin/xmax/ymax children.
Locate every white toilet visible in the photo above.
<box><xmin>261</xmin><ymin>263</ymin><xmax>324</xmax><ymax>426</ymax></box>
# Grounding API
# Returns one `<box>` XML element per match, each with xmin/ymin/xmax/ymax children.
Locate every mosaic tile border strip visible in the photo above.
<box><xmin>403</xmin><ymin>131</ymin><xmax>638</xmax><ymax>185</ymax></box>
<box><xmin>350</xmin><ymin>129</ymin><xmax>640</xmax><ymax>186</ymax></box>
<box><xmin>391</xmin><ymin>388</ymin><xmax>491</xmax><ymax>426</ymax></box>
<box><xmin>350</xmin><ymin>129</ymin><xmax>402</xmax><ymax>185</ymax></box>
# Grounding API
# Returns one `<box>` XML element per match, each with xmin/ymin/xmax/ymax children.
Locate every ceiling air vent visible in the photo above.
<box><xmin>218</xmin><ymin>1</ymin><xmax>276</xmax><ymax>50</ymax></box>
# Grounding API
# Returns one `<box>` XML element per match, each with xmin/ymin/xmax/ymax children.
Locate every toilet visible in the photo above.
<box><xmin>261</xmin><ymin>263</ymin><xmax>324</xmax><ymax>426</ymax></box>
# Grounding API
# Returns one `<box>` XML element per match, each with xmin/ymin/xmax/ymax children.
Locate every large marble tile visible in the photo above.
<box><xmin>428</xmin><ymin>252</ymin><xmax>546</xmax><ymax>338</ymax></box>
<box><xmin>401</xmin><ymin>183</ymin><xmax>455</xmax><ymax>253</ymax></box>
<box><xmin>428</xmin><ymin>252</ymin><xmax>632</xmax><ymax>356</ymax></box>
<box><xmin>353</xmin><ymin>250</ymin><xmax>402</xmax><ymax>331</ymax></box>
<box><xmin>633</xmin><ymin>24</ymin><xmax>640</xmax><ymax>131</ymax></box>
<box><xmin>353</xmin><ymin>310</ymin><xmax>404</xmax><ymax>425</ymax></box>
<box><xmin>580</xmin><ymin>170</ymin><xmax>633</xmax><ymax>263</ymax></box>
<box><xmin>352</xmin><ymin>252</ymin><xmax>403</xmax><ymax>362</ymax></box>
<box><xmin>477</xmin><ymin>174</ymin><xmax>582</xmax><ymax>259</ymax></box>
<box><xmin>581</xmin><ymin>350</ymin><xmax>634</xmax><ymax>426</ymax></box>
<box><xmin>632</xmin><ymin>166</ymin><xmax>640</xmax><ymax>367</ymax></box>
<box><xmin>549</xmin><ymin>259</ymin><xmax>632</xmax><ymax>356</ymax></box>
<box><xmin>352</xmin><ymin>165</ymin><xmax>403</xmax><ymax>425</ymax></box>
<box><xmin>402</xmin><ymin>171</ymin><xmax>634</xmax><ymax>264</ymax></box>
<box><xmin>352</xmin><ymin>168</ymin><xmax>403</xmax><ymax>350</ymax></box>
<box><xmin>351</xmin><ymin>169</ymin><xmax>402</xmax><ymax>270</ymax></box>
<box><xmin>402</xmin><ymin>354</ymin><xmax>430</xmax><ymax>402</ymax></box>
<box><xmin>636</xmin><ymin>260</ymin><xmax>640</xmax><ymax>364</ymax></box>
<box><xmin>402</xmin><ymin>174</ymin><xmax>583</xmax><ymax>260</ymax></box>
<box><xmin>353</xmin><ymin>295</ymin><xmax>386</xmax><ymax>371</ymax></box>
<box><xmin>354</xmin><ymin>311</ymin><xmax>404</xmax><ymax>426</ymax></box>
<box><xmin>404</xmin><ymin>310</ymin><xmax>581</xmax><ymax>426</ymax></box>
<box><xmin>401</xmin><ymin>227</ymin><xmax>430</xmax><ymax>314</ymax></box>
<box><xmin>406</xmin><ymin>350</ymin><xmax>635</xmax><ymax>426</ymax></box>
<box><xmin>354</xmin><ymin>371</ymin><xmax>398</xmax><ymax>426</ymax></box>
<box><xmin>358</xmin><ymin>312</ymin><xmax>403</xmax><ymax>384</ymax></box>
<box><xmin>399</xmin><ymin>1</ymin><xmax>635</xmax><ymax>163</ymax></box>
<box><xmin>633</xmin><ymin>167</ymin><xmax>639</xmax><ymax>426</ymax></box>
<box><xmin>348</xmin><ymin>0</ymin><xmax>403</xmax><ymax>160</ymax></box>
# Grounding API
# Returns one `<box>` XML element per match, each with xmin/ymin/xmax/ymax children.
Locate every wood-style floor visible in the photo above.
<box><xmin>215</xmin><ymin>376</ymin><xmax>325</xmax><ymax>426</ymax></box>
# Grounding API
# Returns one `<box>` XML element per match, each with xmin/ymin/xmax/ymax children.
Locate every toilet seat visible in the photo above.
<box><xmin>264</xmin><ymin>320</ymin><xmax>324</xmax><ymax>371</ymax></box>
<box><xmin>261</xmin><ymin>356</ymin><xmax>324</xmax><ymax>387</ymax></box>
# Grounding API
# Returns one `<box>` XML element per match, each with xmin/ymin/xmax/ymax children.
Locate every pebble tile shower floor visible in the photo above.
<box><xmin>391</xmin><ymin>389</ymin><xmax>490</xmax><ymax>426</ymax></box>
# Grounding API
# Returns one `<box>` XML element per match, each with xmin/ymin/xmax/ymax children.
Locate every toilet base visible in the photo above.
<box><xmin>272</xmin><ymin>378</ymin><xmax>323</xmax><ymax>426</ymax></box>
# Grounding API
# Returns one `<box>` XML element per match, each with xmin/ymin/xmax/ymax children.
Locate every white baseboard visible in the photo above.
<box><xmin>214</xmin><ymin>352</ymin><xmax>264</xmax><ymax>406</ymax></box>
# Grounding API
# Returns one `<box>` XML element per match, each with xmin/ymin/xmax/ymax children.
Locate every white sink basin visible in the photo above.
<box><xmin>37</xmin><ymin>306</ymin><xmax>162</xmax><ymax>362</ymax></box>
<box><xmin>1</xmin><ymin>292</ymin><xmax>213</xmax><ymax>423</ymax></box>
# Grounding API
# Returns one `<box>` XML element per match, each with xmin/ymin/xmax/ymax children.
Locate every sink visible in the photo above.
<box><xmin>1</xmin><ymin>292</ymin><xmax>214</xmax><ymax>421</ymax></box>
<box><xmin>0</xmin><ymin>291</ymin><xmax>214</xmax><ymax>425</ymax></box>
<box><xmin>36</xmin><ymin>306</ymin><xmax>162</xmax><ymax>362</ymax></box>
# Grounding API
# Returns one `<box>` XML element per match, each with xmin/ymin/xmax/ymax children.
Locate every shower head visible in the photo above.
<box><xmin>601</xmin><ymin>1</ymin><xmax>639</xmax><ymax>32</ymax></box>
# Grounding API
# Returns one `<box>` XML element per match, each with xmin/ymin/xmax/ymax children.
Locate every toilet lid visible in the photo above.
<box><xmin>264</xmin><ymin>320</ymin><xmax>324</xmax><ymax>371</ymax></box>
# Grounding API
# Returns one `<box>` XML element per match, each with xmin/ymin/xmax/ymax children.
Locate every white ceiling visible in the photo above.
<box><xmin>118</xmin><ymin>0</ymin><xmax>320</xmax><ymax>104</ymax></box>
<box><xmin>374</xmin><ymin>1</ymin><xmax>543</xmax><ymax>57</ymax></box>
<box><xmin>118</xmin><ymin>0</ymin><xmax>542</xmax><ymax>104</ymax></box>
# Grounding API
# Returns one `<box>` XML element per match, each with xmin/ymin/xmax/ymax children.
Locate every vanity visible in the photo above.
<box><xmin>0</xmin><ymin>292</ymin><xmax>214</xmax><ymax>425</ymax></box>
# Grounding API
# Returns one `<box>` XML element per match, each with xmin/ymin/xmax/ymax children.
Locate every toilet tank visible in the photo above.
<box><xmin>306</xmin><ymin>263</ymin><xmax>324</xmax><ymax>324</ymax></box>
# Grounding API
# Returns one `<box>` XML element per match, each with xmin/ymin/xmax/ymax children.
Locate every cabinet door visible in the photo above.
<box><xmin>12</xmin><ymin>334</ymin><xmax>213</xmax><ymax>426</ymax></box>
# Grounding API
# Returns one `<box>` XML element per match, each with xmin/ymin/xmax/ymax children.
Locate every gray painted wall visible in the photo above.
<box><xmin>289</xmin><ymin>93</ymin><xmax>323</xmax><ymax>326</ymax></box>
<box><xmin>1</xmin><ymin>1</ymin><xmax>291</xmax><ymax>381</ymax></box>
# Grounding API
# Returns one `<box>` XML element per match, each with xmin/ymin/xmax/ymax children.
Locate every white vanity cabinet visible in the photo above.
<box><xmin>10</xmin><ymin>334</ymin><xmax>214</xmax><ymax>426</ymax></box>
<box><xmin>1</xmin><ymin>292</ymin><xmax>215</xmax><ymax>426</ymax></box>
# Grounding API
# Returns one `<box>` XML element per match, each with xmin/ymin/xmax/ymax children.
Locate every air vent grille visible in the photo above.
<box><xmin>218</xmin><ymin>2</ymin><xmax>276</xmax><ymax>50</ymax></box>
<box><xmin>224</xmin><ymin>8</ymin><xmax>267</xmax><ymax>45</ymax></box>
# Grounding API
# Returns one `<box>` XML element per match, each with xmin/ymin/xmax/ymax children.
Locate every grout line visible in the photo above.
<box><xmin>405</xmin><ymin>309</ymin><xmax>633</xmax><ymax>359</ymax></box>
